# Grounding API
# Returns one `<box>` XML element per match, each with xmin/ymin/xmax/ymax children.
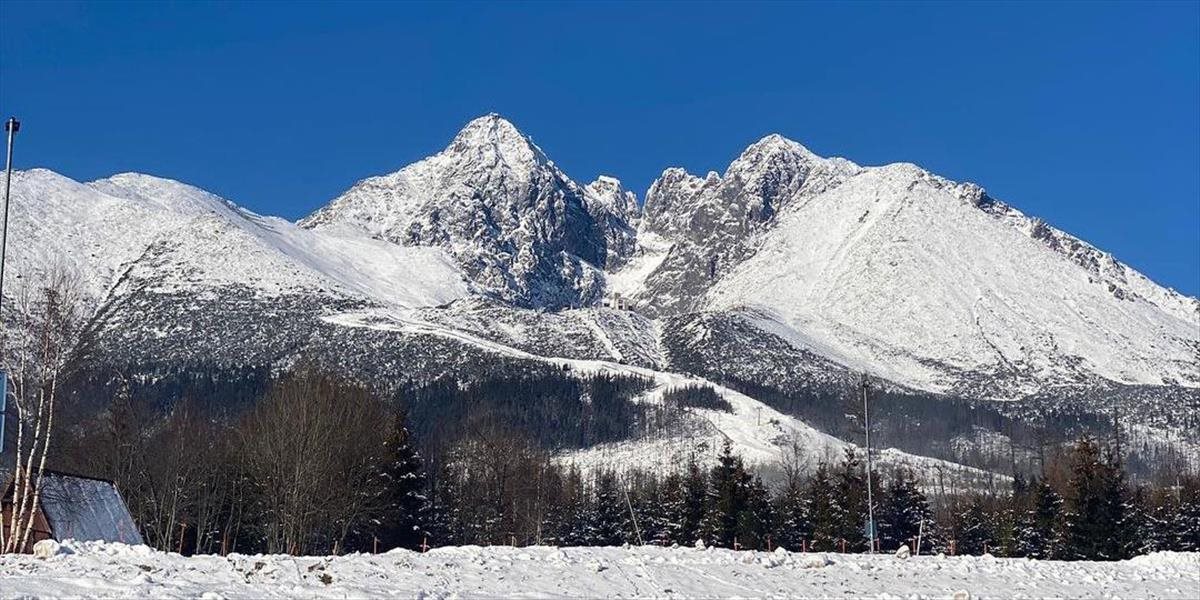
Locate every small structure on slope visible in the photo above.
<box><xmin>602</xmin><ymin>292</ymin><xmax>632</xmax><ymax>311</ymax></box>
<box><xmin>1</xmin><ymin>469</ymin><xmax>143</xmax><ymax>553</ymax></box>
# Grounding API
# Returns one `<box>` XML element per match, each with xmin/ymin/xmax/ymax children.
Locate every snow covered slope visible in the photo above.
<box><xmin>698</xmin><ymin>161</ymin><xmax>1199</xmax><ymax>398</ymax></box>
<box><xmin>7</xmin><ymin>169</ymin><xmax>469</xmax><ymax>311</ymax></box>
<box><xmin>4</xmin><ymin>541</ymin><xmax>1197</xmax><ymax>599</ymax></box>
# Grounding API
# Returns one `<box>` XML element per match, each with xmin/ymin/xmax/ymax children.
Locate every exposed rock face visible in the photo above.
<box><xmin>301</xmin><ymin>114</ymin><xmax>630</xmax><ymax>309</ymax></box>
<box><xmin>632</xmin><ymin>135</ymin><xmax>859</xmax><ymax>315</ymax></box>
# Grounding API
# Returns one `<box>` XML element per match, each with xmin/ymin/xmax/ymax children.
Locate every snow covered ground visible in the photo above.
<box><xmin>2</xmin><ymin>541</ymin><xmax>1196</xmax><ymax>599</ymax></box>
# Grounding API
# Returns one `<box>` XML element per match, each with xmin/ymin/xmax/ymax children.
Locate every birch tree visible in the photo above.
<box><xmin>1</xmin><ymin>273</ymin><xmax>82</xmax><ymax>553</ymax></box>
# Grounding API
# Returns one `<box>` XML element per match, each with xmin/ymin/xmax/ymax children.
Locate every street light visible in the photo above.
<box><xmin>0</xmin><ymin>116</ymin><xmax>18</xmax><ymax>453</ymax></box>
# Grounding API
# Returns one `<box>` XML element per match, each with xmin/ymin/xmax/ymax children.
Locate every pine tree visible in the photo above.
<box><xmin>681</xmin><ymin>455</ymin><xmax>709</xmax><ymax>545</ymax></box>
<box><xmin>877</xmin><ymin>468</ymin><xmax>930</xmax><ymax>553</ymax></box>
<box><xmin>701</xmin><ymin>440</ymin><xmax>747</xmax><ymax>547</ymax></box>
<box><xmin>371</xmin><ymin>411</ymin><xmax>429</xmax><ymax>551</ymax></box>
<box><xmin>774</xmin><ymin>473</ymin><xmax>811</xmax><ymax>551</ymax></box>
<box><xmin>953</xmin><ymin>496</ymin><xmax>993</xmax><ymax>555</ymax></box>
<box><xmin>807</xmin><ymin>462</ymin><xmax>839</xmax><ymax>551</ymax></box>
<box><xmin>1175</xmin><ymin>475</ymin><xmax>1200</xmax><ymax>552</ymax></box>
<box><xmin>832</xmin><ymin>448</ymin><xmax>867</xmax><ymax>551</ymax></box>
<box><xmin>582</xmin><ymin>470</ymin><xmax>630</xmax><ymax>546</ymax></box>
<box><xmin>1013</xmin><ymin>477</ymin><xmax>1062</xmax><ymax>559</ymax></box>
<box><xmin>1142</xmin><ymin>489</ymin><xmax>1179</xmax><ymax>552</ymax></box>
<box><xmin>424</xmin><ymin>461</ymin><xmax>459</xmax><ymax>547</ymax></box>
<box><xmin>1062</xmin><ymin>439</ymin><xmax>1128</xmax><ymax>560</ymax></box>
<box><xmin>736</xmin><ymin>475</ymin><xmax>775</xmax><ymax>550</ymax></box>
<box><xmin>651</xmin><ymin>472</ymin><xmax>687</xmax><ymax>546</ymax></box>
<box><xmin>551</xmin><ymin>467</ymin><xmax>588</xmax><ymax>546</ymax></box>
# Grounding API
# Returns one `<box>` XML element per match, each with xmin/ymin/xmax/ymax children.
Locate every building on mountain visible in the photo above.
<box><xmin>602</xmin><ymin>292</ymin><xmax>631</xmax><ymax>311</ymax></box>
<box><xmin>1</xmin><ymin>469</ymin><xmax>143</xmax><ymax>553</ymax></box>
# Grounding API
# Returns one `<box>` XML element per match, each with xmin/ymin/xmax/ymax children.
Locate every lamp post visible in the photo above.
<box><xmin>862</xmin><ymin>374</ymin><xmax>875</xmax><ymax>553</ymax></box>
<box><xmin>1</xmin><ymin>117</ymin><xmax>19</xmax><ymax>311</ymax></box>
<box><xmin>0</xmin><ymin>116</ymin><xmax>18</xmax><ymax>453</ymax></box>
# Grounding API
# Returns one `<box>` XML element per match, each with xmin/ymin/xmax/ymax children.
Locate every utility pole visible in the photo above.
<box><xmin>0</xmin><ymin>116</ymin><xmax>18</xmax><ymax>455</ymax></box>
<box><xmin>862</xmin><ymin>374</ymin><xmax>876</xmax><ymax>553</ymax></box>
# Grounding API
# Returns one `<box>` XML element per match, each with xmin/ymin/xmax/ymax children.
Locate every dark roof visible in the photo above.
<box><xmin>36</xmin><ymin>471</ymin><xmax>143</xmax><ymax>545</ymax></box>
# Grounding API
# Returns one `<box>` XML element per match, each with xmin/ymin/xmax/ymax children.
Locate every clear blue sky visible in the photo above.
<box><xmin>2</xmin><ymin>1</ymin><xmax>1197</xmax><ymax>295</ymax></box>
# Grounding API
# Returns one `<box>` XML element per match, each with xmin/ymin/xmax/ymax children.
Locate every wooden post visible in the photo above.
<box><xmin>177</xmin><ymin>522</ymin><xmax>186</xmax><ymax>555</ymax></box>
<box><xmin>802</xmin><ymin>539</ymin><xmax>807</xmax><ymax>553</ymax></box>
<box><xmin>950</xmin><ymin>540</ymin><xmax>956</xmax><ymax>556</ymax></box>
<box><xmin>733</xmin><ymin>537</ymin><xmax>741</xmax><ymax>551</ymax></box>
<box><xmin>766</xmin><ymin>535</ymin><xmax>772</xmax><ymax>552</ymax></box>
<box><xmin>420</xmin><ymin>536</ymin><xmax>430</xmax><ymax>553</ymax></box>
<box><xmin>839</xmin><ymin>538</ymin><xmax>846</xmax><ymax>553</ymax></box>
<box><xmin>221</xmin><ymin>531</ymin><xmax>229</xmax><ymax>557</ymax></box>
<box><xmin>373</xmin><ymin>536</ymin><xmax>379</xmax><ymax>554</ymax></box>
<box><xmin>983</xmin><ymin>542</ymin><xmax>989</xmax><ymax>555</ymax></box>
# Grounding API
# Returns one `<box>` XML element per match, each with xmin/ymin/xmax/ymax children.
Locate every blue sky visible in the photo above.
<box><xmin>2</xmin><ymin>1</ymin><xmax>1197</xmax><ymax>295</ymax></box>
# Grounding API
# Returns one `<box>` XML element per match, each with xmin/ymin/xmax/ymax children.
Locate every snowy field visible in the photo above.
<box><xmin>1</xmin><ymin>542</ymin><xmax>1197</xmax><ymax>599</ymax></box>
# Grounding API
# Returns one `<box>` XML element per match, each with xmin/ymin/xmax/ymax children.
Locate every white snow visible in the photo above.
<box><xmin>325</xmin><ymin>309</ymin><xmax>1003</xmax><ymax>489</ymax></box>
<box><xmin>2</xmin><ymin>540</ymin><xmax>1196</xmax><ymax>599</ymax></box>
<box><xmin>702</xmin><ymin>162</ymin><xmax>1200</xmax><ymax>396</ymax></box>
<box><xmin>606</xmin><ymin>231</ymin><xmax>672</xmax><ymax>301</ymax></box>
<box><xmin>5</xmin><ymin>169</ymin><xmax>470</xmax><ymax>310</ymax></box>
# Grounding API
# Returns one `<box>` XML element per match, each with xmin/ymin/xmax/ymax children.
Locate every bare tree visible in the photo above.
<box><xmin>1</xmin><ymin>272</ymin><xmax>82</xmax><ymax>552</ymax></box>
<box><xmin>237</xmin><ymin>369</ymin><xmax>389</xmax><ymax>554</ymax></box>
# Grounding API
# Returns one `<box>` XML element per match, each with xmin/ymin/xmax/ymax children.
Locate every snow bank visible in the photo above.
<box><xmin>2</xmin><ymin>541</ymin><xmax>1196</xmax><ymax>599</ymax></box>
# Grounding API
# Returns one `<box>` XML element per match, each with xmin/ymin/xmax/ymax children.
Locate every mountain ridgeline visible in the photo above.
<box><xmin>5</xmin><ymin>114</ymin><xmax>1198</xmax><ymax>479</ymax></box>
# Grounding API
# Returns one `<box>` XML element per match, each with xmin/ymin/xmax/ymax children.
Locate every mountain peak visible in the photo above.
<box><xmin>454</xmin><ymin>113</ymin><xmax>524</xmax><ymax>142</ymax></box>
<box><xmin>736</xmin><ymin>133</ymin><xmax>819</xmax><ymax>164</ymax></box>
<box><xmin>444</xmin><ymin>114</ymin><xmax>549</xmax><ymax>170</ymax></box>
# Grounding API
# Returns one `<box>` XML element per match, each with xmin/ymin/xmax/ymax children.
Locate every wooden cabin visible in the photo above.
<box><xmin>1</xmin><ymin>469</ymin><xmax>143</xmax><ymax>553</ymax></box>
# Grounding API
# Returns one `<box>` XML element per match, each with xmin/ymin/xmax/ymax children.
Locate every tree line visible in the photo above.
<box><xmin>47</xmin><ymin>369</ymin><xmax>1198</xmax><ymax>559</ymax></box>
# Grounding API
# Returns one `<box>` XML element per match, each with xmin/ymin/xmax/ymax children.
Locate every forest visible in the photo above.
<box><xmin>41</xmin><ymin>369</ymin><xmax>1200</xmax><ymax>559</ymax></box>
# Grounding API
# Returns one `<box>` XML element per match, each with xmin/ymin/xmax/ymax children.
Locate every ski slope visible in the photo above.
<box><xmin>2</xmin><ymin>540</ymin><xmax>1196</xmax><ymax>599</ymax></box>
<box><xmin>325</xmin><ymin>309</ymin><xmax>1004</xmax><ymax>491</ymax></box>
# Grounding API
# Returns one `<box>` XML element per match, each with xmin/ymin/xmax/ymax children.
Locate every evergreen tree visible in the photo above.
<box><xmin>651</xmin><ymin>472</ymin><xmax>687</xmax><ymax>546</ymax></box>
<box><xmin>774</xmin><ymin>473</ymin><xmax>812</xmax><ymax>551</ymax></box>
<box><xmin>582</xmin><ymin>470</ymin><xmax>630</xmax><ymax>546</ymax></box>
<box><xmin>807</xmin><ymin>462</ymin><xmax>840</xmax><ymax>551</ymax></box>
<box><xmin>1142</xmin><ymin>490</ymin><xmax>1179</xmax><ymax>552</ymax></box>
<box><xmin>371</xmin><ymin>411</ymin><xmax>429</xmax><ymax>551</ymax></box>
<box><xmin>736</xmin><ymin>475</ymin><xmax>775</xmax><ymax>550</ymax></box>
<box><xmin>701</xmin><ymin>440</ymin><xmax>748</xmax><ymax>547</ymax></box>
<box><xmin>877</xmin><ymin>468</ymin><xmax>930</xmax><ymax>553</ymax></box>
<box><xmin>681</xmin><ymin>455</ymin><xmax>709</xmax><ymax>544</ymax></box>
<box><xmin>1062</xmin><ymin>439</ymin><xmax>1128</xmax><ymax>560</ymax></box>
<box><xmin>954</xmin><ymin>496</ymin><xmax>994</xmax><ymax>555</ymax></box>
<box><xmin>1013</xmin><ymin>477</ymin><xmax>1062</xmax><ymax>559</ymax></box>
<box><xmin>551</xmin><ymin>467</ymin><xmax>588</xmax><ymax>546</ymax></box>
<box><xmin>832</xmin><ymin>448</ymin><xmax>868</xmax><ymax>551</ymax></box>
<box><xmin>1175</xmin><ymin>475</ymin><xmax>1200</xmax><ymax>552</ymax></box>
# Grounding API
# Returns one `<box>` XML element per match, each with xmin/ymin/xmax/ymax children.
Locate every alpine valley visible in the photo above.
<box><xmin>8</xmin><ymin>114</ymin><xmax>1199</xmax><ymax>486</ymax></box>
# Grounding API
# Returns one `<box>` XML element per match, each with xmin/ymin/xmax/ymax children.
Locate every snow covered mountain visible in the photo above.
<box><xmin>300</xmin><ymin>114</ymin><xmax>635</xmax><ymax>309</ymax></box>
<box><xmin>4</xmin><ymin>114</ymin><xmax>1197</xmax><ymax>477</ymax></box>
